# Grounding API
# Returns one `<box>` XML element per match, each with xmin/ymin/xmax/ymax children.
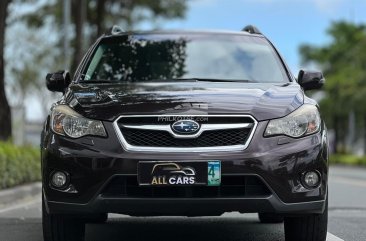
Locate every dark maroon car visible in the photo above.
<box><xmin>41</xmin><ymin>25</ymin><xmax>328</xmax><ymax>241</ymax></box>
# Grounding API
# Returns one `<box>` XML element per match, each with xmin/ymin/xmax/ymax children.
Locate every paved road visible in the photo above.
<box><xmin>0</xmin><ymin>166</ymin><xmax>365</xmax><ymax>241</ymax></box>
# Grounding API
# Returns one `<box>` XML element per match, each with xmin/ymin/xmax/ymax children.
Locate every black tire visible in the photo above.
<box><xmin>42</xmin><ymin>195</ymin><xmax>85</xmax><ymax>241</ymax></box>
<box><xmin>85</xmin><ymin>213</ymin><xmax>108</xmax><ymax>223</ymax></box>
<box><xmin>284</xmin><ymin>199</ymin><xmax>328</xmax><ymax>241</ymax></box>
<box><xmin>258</xmin><ymin>213</ymin><xmax>284</xmax><ymax>223</ymax></box>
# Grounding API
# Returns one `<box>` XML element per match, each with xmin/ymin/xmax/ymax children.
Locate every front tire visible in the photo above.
<box><xmin>85</xmin><ymin>213</ymin><xmax>108</xmax><ymax>223</ymax></box>
<box><xmin>42</xmin><ymin>194</ymin><xmax>85</xmax><ymax>241</ymax></box>
<box><xmin>258</xmin><ymin>213</ymin><xmax>284</xmax><ymax>223</ymax></box>
<box><xmin>284</xmin><ymin>199</ymin><xmax>328</xmax><ymax>241</ymax></box>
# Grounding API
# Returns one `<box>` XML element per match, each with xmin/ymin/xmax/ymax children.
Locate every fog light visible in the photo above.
<box><xmin>303</xmin><ymin>171</ymin><xmax>320</xmax><ymax>188</ymax></box>
<box><xmin>51</xmin><ymin>171</ymin><xmax>68</xmax><ymax>188</ymax></box>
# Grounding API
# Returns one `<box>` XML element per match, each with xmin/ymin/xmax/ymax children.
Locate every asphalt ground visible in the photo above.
<box><xmin>0</xmin><ymin>166</ymin><xmax>365</xmax><ymax>241</ymax></box>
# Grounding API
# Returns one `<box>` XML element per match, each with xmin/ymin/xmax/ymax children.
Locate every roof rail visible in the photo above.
<box><xmin>106</xmin><ymin>25</ymin><xmax>125</xmax><ymax>35</ymax></box>
<box><xmin>242</xmin><ymin>25</ymin><xmax>262</xmax><ymax>34</ymax></box>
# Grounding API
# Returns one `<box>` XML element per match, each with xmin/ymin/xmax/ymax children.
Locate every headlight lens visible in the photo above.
<box><xmin>51</xmin><ymin>105</ymin><xmax>106</xmax><ymax>138</ymax></box>
<box><xmin>264</xmin><ymin>104</ymin><xmax>321</xmax><ymax>138</ymax></box>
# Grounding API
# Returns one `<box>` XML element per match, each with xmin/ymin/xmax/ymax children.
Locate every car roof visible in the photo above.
<box><xmin>103</xmin><ymin>29</ymin><xmax>264</xmax><ymax>39</ymax></box>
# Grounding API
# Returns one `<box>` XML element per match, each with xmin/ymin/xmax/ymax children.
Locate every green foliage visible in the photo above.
<box><xmin>22</xmin><ymin>0</ymin><xmax>187</xmax><ymax>30</ymax></box>
<box><xmin>299</xmin><ymin>21</ymin><xmax>366</xmax><ymax>152</ymax></box>
<box><xmin>0</xmin><ymin>141</ymin><xmax>41</xmax><ymax>189</ymax></box>
<box><xmin>97</xmin><ymin>0</ymin><xmax>187</xmax><ymax>29</ymax></box>
<box><xmin>330</xmin><ymin>154</ymin><xmax>366</xmax><ymax>166</ymax></box>
<box><xmin>15</xmin><ymin>0</ymin><xmax>188</xmax><ymax>81</ymax></box>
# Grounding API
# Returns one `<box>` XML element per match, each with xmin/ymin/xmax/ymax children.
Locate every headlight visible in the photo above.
<box><xmin>264</xmin><ymin>104</ymin><xmax>320</xmax><ymax>138</ymax></box>
<box><xmin>51</xmin><ymin>105</ymin><xmax>106</xmax><ymax>138</ymax></box>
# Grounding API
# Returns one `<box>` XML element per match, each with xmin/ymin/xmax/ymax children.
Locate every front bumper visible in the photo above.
<box><xmin>45</xmin><ymin>193</ymin><xmax>326</xmax><ymax>216</ymax></box>
<box><xmin>42</xmin><ymin>121</ymin><xmax>328</xmax><ymax>215</ymax></box>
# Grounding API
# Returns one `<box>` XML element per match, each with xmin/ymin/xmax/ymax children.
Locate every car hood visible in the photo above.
<box><xmin>64</xmin><ymin>82</ymin><xmax>304</xmax><ymax>122</ymax></box>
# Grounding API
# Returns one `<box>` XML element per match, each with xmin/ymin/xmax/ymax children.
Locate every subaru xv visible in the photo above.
<box><xmin>41</xmin><ymin>25</ymin><xmax>328</xmax><ymax>241</ymax></box>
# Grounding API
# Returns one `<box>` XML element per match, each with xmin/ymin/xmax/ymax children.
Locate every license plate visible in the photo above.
<box><xmin>208</xmin><ymin>161</ymin><xmax>221</xmax><ymax>186</ymax></box>
<box><xmin>138</xmin><ymin>161</ymin><xmax>221</xmax><ymax>186</ymax></box>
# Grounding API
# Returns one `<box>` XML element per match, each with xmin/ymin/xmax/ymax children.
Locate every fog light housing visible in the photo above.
<box><xmin>302</xmin><ymin>171</ymin><xmax>321</xmax><ymax>188</ymax></box>
<box><xmin>51</xmin><ymin>171</ymin><xmax>68</xmax><ymax>189</ymax></box>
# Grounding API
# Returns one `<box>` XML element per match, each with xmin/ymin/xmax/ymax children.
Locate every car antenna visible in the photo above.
<box><xmin>242</xmin><ymin>25</ymin><xmax>262</xmax><ymax>35</ymax></box>
<box><xmin>106</xmin><ymin>25</ymin><xmax>125</xmax><ymax>35</ymax></box>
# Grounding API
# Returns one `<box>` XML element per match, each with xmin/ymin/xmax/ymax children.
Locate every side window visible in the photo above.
<box><xmin>85</xmin><ymin>46</ymin><xmax>107</xmax><ymax>80</ymax></box>
<box><xmin>74</xmin><ymin>39</ymin><xmax>102</xmax><ymax>81</ymax></box>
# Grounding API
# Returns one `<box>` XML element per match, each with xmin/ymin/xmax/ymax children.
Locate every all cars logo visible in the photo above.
<box><xmin>150</xmin><ymin>163</ymin><xmax>196</xmax><ymax>185</ymax></box>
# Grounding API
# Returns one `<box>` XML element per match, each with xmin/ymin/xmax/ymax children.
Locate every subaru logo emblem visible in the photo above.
<box><xmin>171</xmin><ymin>120</ymin><xmax>200</xmax><ymax>134</ymax></box>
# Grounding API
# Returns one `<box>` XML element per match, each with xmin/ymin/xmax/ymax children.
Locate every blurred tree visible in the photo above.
<box><xmin>71</xmin><ymin>0</ymin><xmax>87</xmax><ymax>74</ymax></box>
<box><xmin>0</xmin><ymin>0</ymin><xmax>12</xmax><ymax>140</ymax></box>
<box><xmin>88</xmin><ymin>0</ymin><xmax>187</xmax><ymax>35</ymax></box>
<box><xmin>0</xmin><ymin>0</ymin><xmax>186</xmax><ymax>136</ymax></box>
<box><xmin>4</xmin><ymin>1</ymin><xmax>64</xmax><ymax>132</ymax></box>
<box><xmin>22</xmin><ymin>0</ymin><xmax>187</xmax><ymax>74</ymax></box>
<box><xmin>300</xmin><ymin>21</ymin><xmax>366</xmax><ymax>153</ymax></box>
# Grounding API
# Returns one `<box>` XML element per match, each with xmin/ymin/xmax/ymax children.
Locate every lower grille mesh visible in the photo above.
<box><xmin>101</xmin><ymin>175</ymin><xmax>271</xmax><ymax>198</ymax></box>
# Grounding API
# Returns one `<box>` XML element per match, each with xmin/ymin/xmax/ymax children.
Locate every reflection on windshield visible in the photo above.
<box><xmin>84</xmin><ymin>34</ymin><xmax>288</xmax><ymax>83</ymax></box>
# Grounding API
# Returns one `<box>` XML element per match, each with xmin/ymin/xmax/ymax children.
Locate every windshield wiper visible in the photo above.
<box><xmin>79</xmin><ymin>79</ymin><xmax>115</xmax><ymax>84</ymax></box>
<box><xmin>174</xmin><ymin>78</ymin><xmax>258</xmax><ymax>83</ymax></box>
<box><xmin>79</xmin><ymin>78</ymin><xmax>259</xmax><ymax>83</ymax></box>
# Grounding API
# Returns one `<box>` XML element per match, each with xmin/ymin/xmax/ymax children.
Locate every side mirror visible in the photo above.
<box><xmin>46</xmin><ymin>70</ymin><xmax>71</xmax><ymax>93</ymax></box>
<box><xmin>297</xmin><ymin>70</ymin><xmax>325</xmax><ymax>91</ymax></box>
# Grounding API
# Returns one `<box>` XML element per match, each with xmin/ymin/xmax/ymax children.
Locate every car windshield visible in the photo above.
<box><xmin>82</xmin><ymin>33</ymin><xmax>289</xmax><ymax>83</ymax></box>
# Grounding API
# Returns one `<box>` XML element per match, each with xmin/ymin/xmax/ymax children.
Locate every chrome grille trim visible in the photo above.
<box><xmin>113</xmin><ymin>115</ymin><xmax>258</xmax><ymax>152</ymax></box>
<box><xmin>120</xmin><ymin>123</ymin><xmax>253</xmax><ymax>139</ymax></box>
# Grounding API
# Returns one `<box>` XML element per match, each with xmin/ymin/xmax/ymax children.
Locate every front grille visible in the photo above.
<box><xmin>115</xmin><ymin>115</ymin><xmax>256</xmax><ymax>149</ymax></box>
<box><xmin>101</xmin><ymin>175</ymin><xmax>271</xmax><ymax>198</ymax></box>
<box><xmin>121</xmin><ymin>127</ymin><xmax>250</xmax><ymax>147</ymax></box>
